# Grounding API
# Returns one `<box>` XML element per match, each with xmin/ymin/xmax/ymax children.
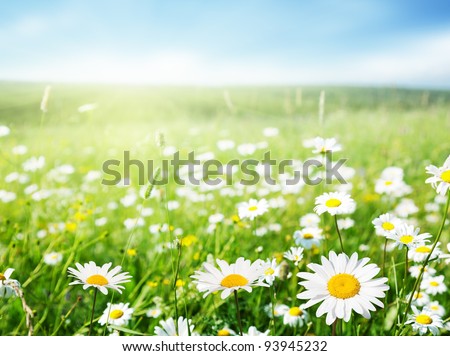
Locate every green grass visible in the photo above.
<box><xmin>0</xmin><ymin>82</ymin><xmax>449</xmax><ymax>336</ymax></box>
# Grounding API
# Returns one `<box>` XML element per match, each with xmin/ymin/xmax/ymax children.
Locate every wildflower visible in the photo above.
<box><xmin>191</xmin><ymin>257</ymin><xmax>267</xmax><ymax>299</ymax></box>
<box><xmin>238</xmin><ymin>199</ymin><xmax>269</xmax><ymax>220</ymax></box>
<box><xmin>314</xmin><ymin>192</ymin><xmax>356</xmax><ymax>216</ymax></box>
<box><xmin>43</xmin><ymin>252</ymin><xmax>63</xmax><ymax>266</ymax></box>
<box><xmin>154</xmin><ymin>317</ymin><xmax>195</xmax><ymax>336</ymax></box>
<box><xmin>405</xmin><ymin>306</ymin><xmax>443</xmax><ymax>335</ymax></box>
<box><xmin>299</xmin><ymin>213</ymin><xmax>321</xmax><ymax>227</ymax></box>
<box><xmin>259</xmin><ymin>258</ymin><xmax>280</xmax><ymax>286</ymax></box>
<box><xmin>0</xmin><ymin>268</ymin><xmax>20</xmax><ymax>298</ymax></box>
<box><xmin>283</xmin><ymin>305</ymin><xmax>309</xmax><ymax>327</ymax></box>
<box><xmin>284</xmin><ymin>247</ymin><xmax>304</xmax><ymax>266</ymax></box>
<box><xmin>311</xmin><ymin>136</ymin><xmax>342</xmax><ymax>154</ymax></box>
<box><xmin>99</xmin><ymin>303</ymin><xmax>134</xmax><ymax>326</ymax></box>
<box><xmin>0</xmin><ymin>125</ymin><xmax>10</xmax><ymax>137</ymax></box>
<box><xmin>243</xmin><ymin>326</ymin><xmax>270</xmax><ymax>336</ymax></box>
<box><xmin>337</xmin><ymin>218</ymin><xmax>354</xmax><ymax>230</ymax></box>
<box><xmin>146</xmin><ymin>308</ymin><xmax>162</xmax><ymax>318</ymax></box>
<box><xmin>409</xmin><ymin>265</ymin><xmax>436</xmax><ymax>279</ymax></box>
<box><xmin>372</xmin><ymin>213</ymin><xmax>402</xmax><ymax>237</ymax></box>
<box><xmin>294</xmin><ymin>227</ymin><xmax>323</xmax><ymax>249</ymax></box>
<box><xmin>408</xmin><ymin>243</ymin><xmax>441</xmax><ymax>263</ymax></box>
<box><xmin>387</xmin><ymin>224</ymin><xmax>431</xmax><ymax>250</ymax></box>
<box><xmin>217</xmin><ymin>327</ymin><xmax>236</xmax><ymax>336</ymax></box>
<box><xmin>425</xmin><ymin>154</ymin><xmax>450</xmax><ymax>195</ymax></box>
<box><xmin>262</xmin><ymin>127</ymin><xmax>279</xmax><ymax>137</ymax></box>
<box><xmin>427</xmin><ymin>301</ymin><xmax>445</xmax><ymax>317</ymax></box>
<box><xmin>421</xmin><ymin>275</ymin><xmax>447</xmax><ymax>296</ymax></box>
<box><xmin>22</xmin><ymin>156</ymin><xmax>45</xmax><ymax>172</ymax></box>
<box><xmin>297</xmin><ymin>251</ymin><xmax>389</xmax><ymax>325</ymax></box>
<box><xmin>406</xmin><ymin>291</ymin><xmax>430</xmax><ymax>307</ymax></box>
<box><xmin>67</xmin><ymin>262</ymin><xmax>132</xmax><ymax>295</ymax></box>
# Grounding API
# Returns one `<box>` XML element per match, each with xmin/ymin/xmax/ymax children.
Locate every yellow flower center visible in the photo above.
<box><xmin>415</xmin><ymin>314</ymin><xmax>432</xmax><ymax>325</ymax></box>
<box><xmin>384</xmin><ymin>181</ymin><xmax>393</xmax><ymax>186</ymax></box>
<box><xmin>400</xmin><ymin>235</ymin><xmax>414</xmax><ymax>244</ymax></box>
<box><xmin>381</xmin><ymin>222</ymin><xmax>394</xmax><ymax>230</ymax></box>
<box><xmin>248</xmin><ymin>206</ymin><xmax>258</xmax><ymax>211</ymax></box>
<box><xmin>303</xmin><ymin>233</ymin><xmax>314</xmax><ymax>239</ymax></box>
<box><xmin>50</xmin><ymin>254</ymin><xmax>59</xmax><ymax>260</ymax></box>
<box><xmin>327</xmin><ymin>273</ymin><xmax>361</xmax><ymax>299</ymax></box>
<box><xmin>217</xmin><ymin>329</ymin><xmax>231</xmax><ymax>336</ymax></box>
<box><xmin>289</xmin><ymin>307</ymin><xmax>303</xmax><ymax>316</ymax></box>
<box><xmin>415</xmin><ymin>246</ymin><xmax>431</xmax><ymax>253</ymax></box>
<box><xmin>429</xmin><ymin>281</ymin><xmax>439</xmax><ymax>287</ymax></box>
<box><xmin>440</xmin><ymin>170</ymin><xmax>450</xmax><ymax>183</ymax></box>
<box><xmin>325</xmin><ymin>198</ymin><xmax>341</xmax><ymax>208</ymax></box>
<box><xmin>109</xmin><ymin>310</ymin><xmax>124</xmax><ymax>320</ymax></box>
<box><xmin>86</xmin><ymin>274</ymin><xmax>108</xmax><ymax>286</ymax></box>
<box><xmin>220</xmin><ymin>274</ymin><xmax>249</xmax><ymax>288</ymax></box>
<box><xmin>265</xmin><ymin>268</ymin><xmax>275</xmax><ymax>275</ymax></box>
<box><xmin>431</xmin><ymin>305</ymin><xmax>439</xmax><ymax>311</ymax></box>
<box><xmin>0</xmin><ymin>273</ymin><xmax>5</xmax><ymax>281</ymax></box>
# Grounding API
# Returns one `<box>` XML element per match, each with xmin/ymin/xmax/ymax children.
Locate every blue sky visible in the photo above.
<box><xmin>1</xmin><ymin>0</ymin><xmax>450</xmax><ymax>87</ymax></box>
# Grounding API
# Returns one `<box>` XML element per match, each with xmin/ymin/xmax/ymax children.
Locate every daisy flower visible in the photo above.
<box><xmin>146</xmin><ymin>308</ymin><xmax>162</xmax><ymax>318</ymax></box>
<box><xmin>67</xmin><ymin>262</ymin><xmax>132</xmax><ymax>295</ymax></box>
<box><xmin>43</xmin><ymin>252</ymin><xmax>63</xmax><ymax>266</ymax></box>
<box><xmin>394</xmin><ymin>199</ymin><xmax>419</xmax><ymax>218</ymax></box>
<box><xmin>259</xmin><ymin>258</ymin><xmax>280</xmax><ymax>286</ymax></box>
<box><xmin>405</xmin><ymin>306</ymin><xmax>443</xmax><ymax>335</ymax></box>
<box><xmin>294</xmin><ymin>227</ymin><xmax>323</xmax><ymax>249</ymax></box>
<box><xmin>238</xmin><ymin>198</ymin><xmax>269</xmax><ymax>220</ymax></box>
<box><xmin>408</xmin><ymin>243</ymin><xmax>442</xmax><ymax>263</ymax></box>
<box><xmin>311</xmin><ymin>136</ymin><xmax>342</xmax><ymax>154</ymax></box>
<box><xmin>99</xmin><ymin>302</ymin><xmax>134</xmax><ymax>326</ymax></box>
<box><xmin>427</xmin><ymin>301</ymin><xmax>446</xmax><ymax>317</ymax></box>
<box><xmin>0</xmin><ymin>268</ymin><xmax>20</xmax><ymax>299</ymax></box>
<box><xmin>425</xmin><ymin>154</ymin><xmax>450</xmax><ymax>195</ymax></box>
<box><xmin>421</xmin><ymin>275</ymin><xmax>447</xmax><ymax>295</ymax></box>
<box><xmin>244</xmin><ymin>326</ymin><xmax>270</xmax><ymax>336</ymax></box>
<box><xmin>282</xmin><ymin>306</ymin><xmax>309</xmax><ymax>327</ymax></box>
<box><xmin>299</xmin><ymin>213</ymin><xmax>321</xmax><ymax>228</ymax></box>
<box><xmin>217</xmin><ymin>327</ymin><xmax>236</xmax><ymax>336</ymax></box>
<box><xmin>284</xmin><ymin>247</ymin><xmax>304</xmax><ymax>266</ymax></box>
<box><xmin>191</xmin><ymin>257</ymin><xmax>267</xmax><ymax>299</ymax></box>
<box><xmin>297</xmin><ymin>251</ymin><xmax>389</xmax><ymax>325</ymax></box>
<box><xmin>406</xmin><ymin>291</ymin><xmax>430</xmax><ymax>307</ymax></box>
<box><xmin>337</xmin><ymin>218</ymin><xmax>354</xmax><ymax>230</ymax></box>
<box><xmin>0</xmin><ymin>125</ymin><xmax>10</xmax><ymax>137</ymax></box>
<box><xmin>409</xmin><ymin>265</ymin><xmax>436</xmax><ymax>279</ymax></box>
<box><xmin>371</xmin><ymin>213</ymin><xmax>402</xmax><ymax>237</ymax></box>
<box><xmin>314</xmin><ymin>192</ymin><xmax>356</xmax><ymax>216</ymax></box>
<box><xmin>386</xmin><ymin>224</ymin><xmax>431</xmax><ymax>250</ymax></box>
<box><xmin>154</xmin><ymin>317</ymin><xmax>195</xmax><ymax>336</ymax></box>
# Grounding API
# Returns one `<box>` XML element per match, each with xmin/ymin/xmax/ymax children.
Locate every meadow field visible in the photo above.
<box><xmin>0</xmin><ymin>82</ymin><xmax>449</xmax><ymax>336</ymax></box>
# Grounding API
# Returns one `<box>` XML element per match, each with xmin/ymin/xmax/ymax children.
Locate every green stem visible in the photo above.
<box><xmin>382</xmin><ymin>238</ymin><xmax>388</xmax><ymax>276</ymax></box>
<box><xmin>172</xmin><ymin>241</ymin><xmax>182</xmax><ymax>334</ymax></box>
<box><xmin>334</xmin><ymin>215</ymin><xmax>345</xmax><ymax>253</ymax></box>
<box><xmin>269</xmin><ymin>284</ymin><xmax>277</xmax><ymax>335</ymax></box>
<box><xmin>404</xmin><ymin>246</ymin><xmax>409</xmax><ymax>290</ymax></box>
<box><xmin>234</xmin><ymin>290</ymin><xmax>244</xmax><ymax>336</ymax></box>
<box><xmin>88</xmin><ymin>289</ymin><xmax>98</xmax><ymax>336</ymax></box>
<box><xmin>400</xmin><ymin>192</ymin><xmax>450</xmax><ymax>329</ymax></box>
